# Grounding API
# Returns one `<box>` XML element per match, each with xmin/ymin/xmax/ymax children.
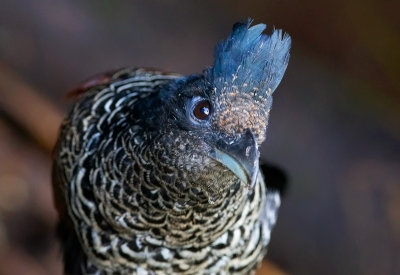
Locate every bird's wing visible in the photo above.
<box><xmin>258</xmin><ymin>162</ymin><xmax>288</xmax><ymax>245</ymax></box>
<box><xmin>52</xmin><ymin>67</ymin><xmax>182</xmax><ymax>274</ymax></box>
<box><xmin>52</xmin><ymin>67</ymin><xmax>182</xmax><ymax>216</ymax></box>
<box><xmin>260</xmin><ymin>161</ymin><xmax>288</xmax><ymax>196</ymax></box>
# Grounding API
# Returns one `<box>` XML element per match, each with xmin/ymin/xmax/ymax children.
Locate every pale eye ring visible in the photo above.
<box><xmin>190</xmin><ymin>97</ymin><xmax>213</xmax><ymax>122</ymax></box>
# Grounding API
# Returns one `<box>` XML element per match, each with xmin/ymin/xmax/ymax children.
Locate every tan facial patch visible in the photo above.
<box><xmin>213</xmin><ymin>90</ymin><xmax>270</xmax><ymax>144</ymax></box>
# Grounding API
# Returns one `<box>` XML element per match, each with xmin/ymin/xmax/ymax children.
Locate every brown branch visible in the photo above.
<box><xmin>257</xmin><ymin>260</ymin><xmax>288</xmax><ymax>275</ymax></box>
<box><xmin>0</xmin><ymin>63</ymin><xmax>63</xmax><ymax>154</ymax></box>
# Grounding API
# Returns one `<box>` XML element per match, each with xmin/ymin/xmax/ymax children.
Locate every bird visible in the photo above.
<box><xmin>52</xmin><ymin>19</ymin><xmax>291</xmax><ymax>275</ymax></box>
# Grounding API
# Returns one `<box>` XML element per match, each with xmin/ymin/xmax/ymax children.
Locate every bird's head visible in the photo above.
<box><xmin>143</xmin><ymin>20</ymin><xmax>291</xmax><ymax>202</ymax></box>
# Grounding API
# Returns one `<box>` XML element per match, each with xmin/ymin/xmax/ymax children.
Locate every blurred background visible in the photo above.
<box><xmin>0</xmin><ymin>0</ymin><xmax>399</xmax><ymax>274</ymax></box>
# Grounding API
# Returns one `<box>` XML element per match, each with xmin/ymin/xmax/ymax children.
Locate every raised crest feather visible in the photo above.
<box><xmin>206</xmin><ymin>19</ymin><xmax>291</xmax><ymax>99</ymax></box>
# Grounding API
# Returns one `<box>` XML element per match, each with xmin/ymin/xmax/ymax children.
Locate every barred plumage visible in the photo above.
<box><xmin>53</xmin><ymin>21</ymin><xmax>290</xmax><ymax>275</ymax></box>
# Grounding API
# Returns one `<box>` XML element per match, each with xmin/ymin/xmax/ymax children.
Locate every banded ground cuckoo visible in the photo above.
<box><xmin>52</xmin><ymin>20</ymin><xmax>291</xmax><ymax>274</ymax></box>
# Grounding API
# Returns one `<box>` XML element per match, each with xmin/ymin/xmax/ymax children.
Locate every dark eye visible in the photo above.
<box><xmin>193</xmin><ymin>100</ymin><xmax>212</xmax><ymax>120</ymax></box>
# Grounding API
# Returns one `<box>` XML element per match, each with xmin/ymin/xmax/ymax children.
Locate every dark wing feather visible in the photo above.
<box><xmin>260</xmin><ymin>162</ymin><xmax>288</xmax><ymax>196</ymax></box>
<box><xmin>52</xmin><ymin>162</ymin><xmax>85</xmax><ymax>275</ymax></box>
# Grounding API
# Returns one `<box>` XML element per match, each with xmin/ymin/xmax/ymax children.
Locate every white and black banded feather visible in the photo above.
<box><xmin>53</xmin><ymin>20</ymin><xmax>290</xmax><ymax>275</ymax></box>
<box><xmin>53</xmin><ymin>68</ymin><xmax>281</xmax><ymax>275</ymax></box>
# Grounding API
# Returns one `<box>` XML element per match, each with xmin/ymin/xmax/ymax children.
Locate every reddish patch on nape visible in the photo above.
<box><xmin>66</xmin><ymin>69</ymin><xmax>120</xmax><ymax>100</ymax></box>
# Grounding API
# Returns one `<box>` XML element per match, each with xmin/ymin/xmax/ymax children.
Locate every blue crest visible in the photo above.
<box><xmin>206</xmin><ymin>19</ymin><xmax>291</xmax><ymax>99</ymax></box>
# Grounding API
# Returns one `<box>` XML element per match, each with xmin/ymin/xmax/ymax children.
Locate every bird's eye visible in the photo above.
<box><xmin>193</xmin><ymin>100</ymin><xmax>212</xmax><ymax>120</ymax></box>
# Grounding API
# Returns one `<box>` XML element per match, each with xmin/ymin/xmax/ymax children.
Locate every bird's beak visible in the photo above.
<box><xmin>208</xmin><ymin>129</ymin><xmax>259</xmax><ymax>189</ymax></box>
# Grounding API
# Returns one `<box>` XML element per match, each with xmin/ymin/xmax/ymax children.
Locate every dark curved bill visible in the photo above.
<box><xmin>208</xmin><ymin>129</ymin><xmax>259</xmax><ymax>189</ymax></box>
